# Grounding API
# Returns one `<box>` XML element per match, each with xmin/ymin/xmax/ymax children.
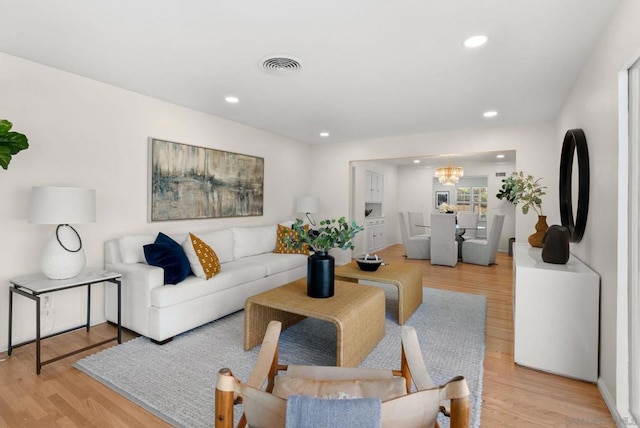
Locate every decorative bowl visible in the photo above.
<box><xmin>365</xmin><ymin>208</ymin><xmax>373</xmax><ymax>217</ymax></box>
<box><xmin>356</xmin><ymin>256</ymin><xmax>383</xmax><ymax>272</ymax></box>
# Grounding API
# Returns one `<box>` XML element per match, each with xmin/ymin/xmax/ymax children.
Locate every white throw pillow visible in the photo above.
<box><xmin>231</xmin><ymin>226</ymin><xmax>277</xmax><ymax>259</ymax></box>
<box><xmin>181</xmin><ymin>233</ymin><xmax>221</xmax><ymax>279</ymax></box>
<box><xmin>198</xmin><ymin>229</ymin><xmax>234</xmax><ymax>264</ymax></box>
<box><xmin>118</xmin><ymin>234</ymin><xmax>155</xmax><ymax>264</ymax></box>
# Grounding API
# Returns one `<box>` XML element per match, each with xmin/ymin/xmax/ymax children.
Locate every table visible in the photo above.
<box><xmin>8</xmin><ymin>269</ymin><xmax>122</xmax><ymax>374</ymax></box>
<box><xmin>244</xmin><ymin>278</ymin><xmax>385</xmax><ymax>367</ymax></box>
<box><xmin>334</xmin><ymin>262</ymin><xmax>422</xmax><ymax>324</ymax></box>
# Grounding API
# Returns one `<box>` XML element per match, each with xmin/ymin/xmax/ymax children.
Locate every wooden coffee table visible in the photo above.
<box><xmin>335</xmin><ymin>262</ymin><xmax>422</xmax><ymax>325</ymax></box>
<box><xmin>244</xmin><ymin>278</ymin><xmax>385</xmax><ymax>367</ymax></box>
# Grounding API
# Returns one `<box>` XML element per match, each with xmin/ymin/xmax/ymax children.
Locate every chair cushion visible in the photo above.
<box><xmin>273</xmin><ymin>376</ymin><xmax>407</xmax><ymax>402</ymax></box>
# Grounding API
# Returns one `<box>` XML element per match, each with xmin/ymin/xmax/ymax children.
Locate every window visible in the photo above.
<box><xmin>456</xmin><ymin>187</ymin><xmax>487</xmax><ymax>217</ymax></box>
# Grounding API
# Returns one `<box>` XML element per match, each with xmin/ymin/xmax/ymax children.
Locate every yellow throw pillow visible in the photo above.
<box><xmin>185</xmin><ymin>233</ymin><xmax>221</xmax><ymax>279</ymax></box>
<box><xmin>274</xmin><ymin>224</ymin><xmax>310</xmax><ymax>255</ymax></box>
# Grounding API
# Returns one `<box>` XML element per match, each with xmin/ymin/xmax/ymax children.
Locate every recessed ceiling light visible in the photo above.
<box><xmin>496</xmin><ymin>154</ymin><xmax>505</xmax><ymax>159</ymax></box>
<box><xmin>464</xmin><ymin>35</ymin><xmax>488</xmax><ymax>48</ymax></box>
<box><xmin>483</xmin><ymin>110</ymin><xmax>498</xmax><ymax>118</ymax></box>
<box><xmin>225</xmin><ymin>96</ymin><xmax>239</xmax><ymax>103</ymax></box>
<box><xmin>413</xmin><ymin>160</ymin><xmax>421</xmax><ymax>164</ymax></box>
<box><xmin>319</xmin><ymin>132</ymin><xmax>330</xmax><ymax>137</ymax></box>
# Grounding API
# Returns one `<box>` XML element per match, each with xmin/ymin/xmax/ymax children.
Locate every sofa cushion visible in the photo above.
<box><xmin>150</xmin><ymin>260</ymin><xmax>268</xmax><ymax>308</ymax></box>
<box><xmin>197</xmin><ymin>229</ymin><xmax>234</xmax><ymax>264</ymax></box>
<box><xmin>232</xmin><ymin>225</ymin><xmax>277</xmax><ymax>259</ymax></box>
<box><xmin>243</xmin><ymin>252</ymin><xmax>308</xmax><ymax>276</ymax></box>
<box><xmin>182</xmin><ymin>233</ymin><xmax>221</xmax><ymax>280</ymax></box>
<box><xmin>144</xmin><ymin>233</ymin><xmax>192</xmax><ymax>285</ymax></box>
<box><xmin>118</xmin><ymin>234</ymin><xmax>155</xmax><ymax>264</ymax></box>
<box><xmin>274</xmin><ymin>224</ymin><xmax>310</xmax><ymax>255</ymax></box>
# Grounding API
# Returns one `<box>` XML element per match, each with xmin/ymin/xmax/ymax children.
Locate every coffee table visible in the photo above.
<box><xmin>335</xmin><ymin>262</ymin><xmax>422</xmax><ymax>325</ymax></box>
<box><xmin>244</xmin><ymin>278</ymin><xmax>385</xmax><ymax>367</ymax></box>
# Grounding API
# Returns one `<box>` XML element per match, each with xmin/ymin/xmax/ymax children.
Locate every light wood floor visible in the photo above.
<box><xmin>0</xmin><ymin>245</ymin><xmax>614</xmax><ymax>427</ymax></box>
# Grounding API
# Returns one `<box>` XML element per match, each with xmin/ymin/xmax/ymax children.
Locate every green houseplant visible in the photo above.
<box><xmin>496</xmin><ymin>171</ymin><xmax>548</xmax><ymax>247</ymax></box>
<box><xmin>283</xmin><ymin>217</ymin><xmax>364</xmax><ymax>298</ymax></box>
<box><xmin>0</xmin><ymin>120</ymin><xmax>29</xmax><ymax>170</ymax></box>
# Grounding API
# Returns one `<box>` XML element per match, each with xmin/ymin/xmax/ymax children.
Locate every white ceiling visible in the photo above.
<box><xmin>0</xmin><ymin>1</ymin><xmax>618</xmax><ymax>145</ymax></box>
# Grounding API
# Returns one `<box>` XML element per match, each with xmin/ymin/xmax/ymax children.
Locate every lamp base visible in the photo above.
<box><xmin>40</xmin><ymin>225</ymin><xmax>86</xmax><ymax>279</ymax></box>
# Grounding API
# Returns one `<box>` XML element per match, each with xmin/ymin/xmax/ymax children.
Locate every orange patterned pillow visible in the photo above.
<box><xmin>187</xmin><ymin>233</ymin><xmax>221</xmax><ymax>279</ymax></box>
<box><xmin>274</xmin><ymin>224</ymin><xmax>310</xmax><ymax>255</ymax></box>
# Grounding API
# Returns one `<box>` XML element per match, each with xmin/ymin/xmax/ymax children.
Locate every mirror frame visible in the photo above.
<box><xmin>559</xmin><ymin>128</ymin><xmax>590</xmax><ymax>243</ymax></box>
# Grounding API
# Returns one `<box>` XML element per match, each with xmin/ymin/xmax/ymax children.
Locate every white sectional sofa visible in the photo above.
<box><xmin>104</xmin><ymin>223</ymin><xmax>307</xmax><ymax>343</ymax></box>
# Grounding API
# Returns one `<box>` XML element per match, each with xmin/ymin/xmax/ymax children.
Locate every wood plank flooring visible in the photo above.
<box><xmin>0</xmin><ymin>245</ymin><xmax>614</xmax><ymax>427</ymax></box>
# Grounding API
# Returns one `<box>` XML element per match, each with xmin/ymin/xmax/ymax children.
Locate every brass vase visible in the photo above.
<box><xmin>528</xmin><ymin>215</ymin><xmax>549</xmax><ymax>248</ymax></box>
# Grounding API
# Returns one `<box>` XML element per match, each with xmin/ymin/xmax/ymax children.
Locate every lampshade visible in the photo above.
<box><xmin>28</xmin><ymin>186</ymin><xmax>96</xmax><ymax>280</ymax></box>
<box><xmin>296</xmin><ymin>196</ymin><xmax>319</xmax><ymax>214</ymax></box>
<box><xmin>28</xmin><ymin>186</ymin><xmax>96</xmax><ymax>224</ymax></box>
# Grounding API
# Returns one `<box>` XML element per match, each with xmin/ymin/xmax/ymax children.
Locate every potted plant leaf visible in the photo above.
<box><xmin>0</xmin><ymin>120</ymin><xmax>29</xmax><ymax>170</ymax></box>
<box><xmin>496</xmin><ymin>171</ymin><xmax>547</xmax><ymax>247</ymax></box>
<box><xmin>283</xmin><ymin>217</ymin><xmax>363</xmax><ymax>298</ymax></box>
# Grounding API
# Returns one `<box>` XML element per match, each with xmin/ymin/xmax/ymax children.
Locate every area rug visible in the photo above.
<box><xmin>74</xmin><ymin>285</ymin><xmax>486</xmax><ymax>427</ymax></box>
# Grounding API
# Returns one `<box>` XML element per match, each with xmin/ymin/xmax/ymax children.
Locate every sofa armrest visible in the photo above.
<box><xmin>104</xmin><ymin>262</ymin><xmax>165</xmax><ymax>337</ymax></box>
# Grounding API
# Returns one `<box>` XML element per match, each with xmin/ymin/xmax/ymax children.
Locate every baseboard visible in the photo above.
<box><xmin>597</xmin><ymin>378</ymin><xmax>637</xmax><ymax>427</ymax></box>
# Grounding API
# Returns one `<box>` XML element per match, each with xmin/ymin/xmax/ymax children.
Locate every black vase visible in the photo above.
<box><xmin>307</xmin><ymin>251</ymin><xmax>335</xmax><ymax>298</ymax></box>
<box><xmin>542</xmin><ymin>225</ymin><xmax>570</xmax><ymax>264</ymax></box>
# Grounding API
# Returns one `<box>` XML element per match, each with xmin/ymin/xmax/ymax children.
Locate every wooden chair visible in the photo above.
<box><xmin>215</xmin><ymin>321</ymin><xmax>470</xmax><ymax>428</ymax></box>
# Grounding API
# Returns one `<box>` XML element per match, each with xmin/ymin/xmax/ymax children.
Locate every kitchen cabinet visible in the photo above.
<box><xmin>365</xmin><ymin>171</ymin><xmax>384</xmax><ymax>203</ymax></box>
<box><xmin>365</xmin><ymin>217</ymin><xmax>385</xmax><ymax>252</ymax></box>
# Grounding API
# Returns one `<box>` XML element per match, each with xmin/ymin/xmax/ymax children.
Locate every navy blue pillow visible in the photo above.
<box><xmin>144</xmin><ymin>232</ymin><xmax>192</xmax><ymax>285</ymax></box>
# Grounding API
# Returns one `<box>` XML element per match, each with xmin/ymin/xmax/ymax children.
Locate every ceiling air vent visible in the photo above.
<box><xmin>261</xmin><ymin>55</ymin><xmax>302</xmax><ymax>74</ymax></box>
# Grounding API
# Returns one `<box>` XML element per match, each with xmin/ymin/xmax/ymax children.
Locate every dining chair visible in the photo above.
<box><xmin>430</xmin><ymin>214</ymin><xmax>458</xmax><ymax>267</ymax></box>
<box><xmin>408</xmin><ymin>211</ymin><xmax>429</xmax><ymax>237</ymax></box>
<box><xmin>457</xmin><ymin>212</ymin><xmax>479</xmax><ymax>240</ymax></box>
<box><xmin>461</xmin><ymin>215</ymin><xmax>505</xmax><ymax>266</ymax></box>
<box><xmin>398</xmin><ymin>212</ymin><xmax>430</xmax><ymax>259</ymax></box>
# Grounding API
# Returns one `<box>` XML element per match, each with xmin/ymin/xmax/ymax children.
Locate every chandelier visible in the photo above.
<box><xmin>435</xmin><ymin>160</ymin><xmax>464</xmax><ymax>186</ymax></box>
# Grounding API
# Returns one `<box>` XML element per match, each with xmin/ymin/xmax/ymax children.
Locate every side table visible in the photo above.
<box><xmin>335</xmin><ymin>262</ymin><xmax>422</xmax><ymax>324</ymax></box>
<box><xmin>8</xmin><ymin>269</ymin><xmax>122</xmax><ymax>374</ymax></box>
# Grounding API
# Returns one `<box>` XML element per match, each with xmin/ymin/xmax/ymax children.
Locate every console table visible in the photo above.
<box><xmin>8</xmin><ymin>269</ymin><xmax>122</xmax><ymax>374</ymax></box>
<box><xmin>513</xmin><ymin>243</ymin><xmax>599</xmax><ymax>382</ymax></box>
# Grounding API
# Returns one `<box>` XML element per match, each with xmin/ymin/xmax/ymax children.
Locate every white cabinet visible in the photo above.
<box><xmin>365</xmin><ymin>171</ymin><xmax>384</xmax><ymax>203</ymax></box>
<box><xmin>513</xmin><ymin>243</ymin><xmax>599</xmax><ymax>382</ymax></box>
<box><xmin>365</xmin><ymin>218</ymin><xmax>385</xmax><ymax>252</ymax></box>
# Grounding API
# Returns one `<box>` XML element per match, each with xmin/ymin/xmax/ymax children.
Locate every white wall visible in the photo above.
<box><xmin>0</xmin><ymin>53</ymin><xmax>311</xmax><ymax>351</ymax></box>
<box><xmin>556</xmin><ymin>0</ymin><xmax>640</xmax><ymax>420</ymax></box>
<box><xmin>309</xmin><ymin>121</ymin><xmax>558</xmax><ymax>254</ymax></box>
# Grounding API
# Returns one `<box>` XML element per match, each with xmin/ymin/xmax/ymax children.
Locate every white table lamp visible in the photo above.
<box><xmin>28</xmin><ymin>186</ymin><xmax>96</xmax><ymax>279</ymax></box>
<box><xmin>296</xmin><ymin>196</ymin><xmax>319</xmax><ymax>226</ymax></box>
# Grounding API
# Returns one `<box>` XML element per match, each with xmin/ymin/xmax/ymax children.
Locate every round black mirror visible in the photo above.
<box><xmin>559</xmin><ymin>129</ymin><xmax>589</xmax><ymax>243</ymax></box>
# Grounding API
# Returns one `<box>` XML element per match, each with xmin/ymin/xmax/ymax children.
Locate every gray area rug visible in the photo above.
<box><xmin>75</xmin><ymin>285</ymin><xmax>486</xmax><ymax>427</ymax></box>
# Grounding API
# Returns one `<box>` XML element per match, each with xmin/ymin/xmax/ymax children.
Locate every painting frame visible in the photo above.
<box><xmin>148</xmin><ymin>138</ymin><xmax>264</xmax><ymax>222</ymax></box>
<box><xmin>435</xmin><ymin>191</ymin><xmax>449</xmax><ymax>209</ymax></box>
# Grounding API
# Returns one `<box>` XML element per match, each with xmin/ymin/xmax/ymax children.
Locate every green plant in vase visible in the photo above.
<box><xmin>282</xmin><ymin>217</ymin><xmax>364</xmax><ymax>298</ymax></box>
<box><xmin>0</xmin><ymin>120</ymin><xmax>29</xmax><ymax>170</ymax></box>
<box><xmin>496</xmin><ymin>171</ymin><xmax>547</xmax><ymax>247</ymax></box>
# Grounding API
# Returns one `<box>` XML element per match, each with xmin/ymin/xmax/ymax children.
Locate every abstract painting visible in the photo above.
<box><xmin>149</xmin><ymin>138</ymin><xmax>264</xmax><ymax>221</ymax></box>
